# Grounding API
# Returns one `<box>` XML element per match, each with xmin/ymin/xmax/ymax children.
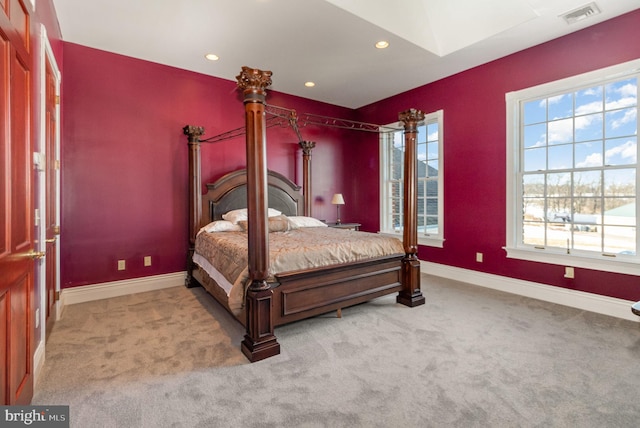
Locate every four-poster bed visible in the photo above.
<box><xmin>184</xmin><ymin>66</ymin><xmax>425</xmax><ymax>362</ymax></box>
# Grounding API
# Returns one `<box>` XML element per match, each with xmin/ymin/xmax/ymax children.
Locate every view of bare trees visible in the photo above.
<box><xmin>523</xmin><ymin>173</ymin><xmax>634</xmax><ymax>220</ymax></box>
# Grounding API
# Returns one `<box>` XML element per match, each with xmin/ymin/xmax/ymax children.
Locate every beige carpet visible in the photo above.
<box><xmin>33</xmin><ymin>274</ymin><xmax>640</xmax><ymax>427</ymax></box>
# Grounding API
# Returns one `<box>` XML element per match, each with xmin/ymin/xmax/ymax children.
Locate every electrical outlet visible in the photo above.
<box><xmin>118</xmin><ymin>260</ymin><xmax>126</xmax><ymax>271</ymax></box>
<box><xmin>35</xmin><ymin>308</ymin><xmax>40</xmax><ymax>328</ymax></box>
<box><xmin>144</xmin><ymin>256</ymin><xmax>152</xmax><ymax>267</ymax></box>
<box><xmin>564</xmin><ymin>266</ymin><xmax>575</xmax><ymax>279</ymax></box>
<box><xmin>476</xmin><ymin>252</ymin><xmax>483</xmax><ymax>263</ymax></box>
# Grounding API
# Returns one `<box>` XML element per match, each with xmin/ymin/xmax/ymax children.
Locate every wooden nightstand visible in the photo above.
<box><xmin>325</xmin><ymin>222</ymin><xmax>361</xmax><ymax>231</ymax></box>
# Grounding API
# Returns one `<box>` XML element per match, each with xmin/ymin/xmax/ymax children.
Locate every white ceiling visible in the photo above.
<box><xmin>51</xmin><ymin>0</ymin><xmax>639</xmax><ymax>109</ymax></box>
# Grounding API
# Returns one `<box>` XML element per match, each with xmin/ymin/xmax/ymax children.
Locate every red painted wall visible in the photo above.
<box><xmin>355</xmin><ymin>9</ymin><xmax>640</xmax><ymax>301</ymax></box>
<box><xmin>60</xmin><ymin>43</ymin><xmax>355</xmax><ymax>288</ymax></box>
<box><xmin>35</xmin><ymin>0</ymin><xmax>63</xmax><ymax>61</ymax></box>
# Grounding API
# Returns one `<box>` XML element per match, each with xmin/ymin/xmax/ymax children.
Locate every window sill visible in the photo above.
<box><xmin>504</xmin><ymin>246</ymin><xmax>640</xmax><ymax>276</ymax></box>
<box><xmin>419</xmin><ymin>236</ymin><xmax>445</xmax><ymax>248</ymax></box>
<box><xmin>379</xmin><ymin>231</ymin><xmax>445</xmax><ymax>248</ymax></box>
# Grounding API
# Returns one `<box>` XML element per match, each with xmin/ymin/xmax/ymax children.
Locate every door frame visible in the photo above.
<box><xmin>34</xmin><ymin>24</ymin><xmax>61</xmax><ymax>381</ymax></box>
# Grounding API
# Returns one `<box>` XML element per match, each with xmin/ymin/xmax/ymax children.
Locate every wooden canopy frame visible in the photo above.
<box><xmin>184</xmin><ymin>66</ymin><xmax>425</xmax><ymax>362</ymax></box>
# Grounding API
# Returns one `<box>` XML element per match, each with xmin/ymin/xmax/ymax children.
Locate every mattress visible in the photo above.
<box><xmin>193</xmin><ymin>226</ymin><xmax>404</xmax><ymax>315</ymax></box>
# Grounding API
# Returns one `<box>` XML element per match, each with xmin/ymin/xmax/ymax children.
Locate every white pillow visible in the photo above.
<box><xmin>198</xmin><ymin>220</ymin><xmax>242</xmax><ymax>234</ymax></box>
<box><xmin>287</xmin><ymin>216</ymin><xmax>328</xmax><ymax>229</ymax></box>
<box><xmin>222</xmin><ymin>208</ymin><xmax>282</xmax><ymax>224</ymax></box>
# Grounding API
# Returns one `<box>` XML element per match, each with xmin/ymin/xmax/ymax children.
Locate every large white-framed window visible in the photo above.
<box><xmin>505</xmin><ymin>59</ymin><xmax>639</xmax><ymax>275</ymax></box>
<box><xmin>380</xmin><ymin>110</ymin><xmax>444</xmax><ymax>247</ymax></box>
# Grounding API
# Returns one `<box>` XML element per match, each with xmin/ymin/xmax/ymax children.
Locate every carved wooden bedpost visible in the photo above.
<box><xmin>299</xmin><ymin>140</ymin><xmax>316</xmax><ymax>216</ymax></box>
<box><xmin>183</xmin><ymin>125</ymin><xmax>205</xmax><ymax>288</ymax></box>
<box><xmin>397</xmin><ymin>109</ymin><xmax>426</xmax><ymax>307</ymax></box>
<box><xmin>237</xmin><ymin>66</ymin><xmax>281</xmax><ymax>362</ymax></box>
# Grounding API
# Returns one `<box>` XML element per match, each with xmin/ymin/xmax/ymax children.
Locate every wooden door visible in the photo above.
<box><xmin>0</xmin><ymin>0</ymin><xmax>34</xmax><ymax>405</ymax></box>
<box><xmin>44</xmin><ymin>59</ymin><xmax>58</xmax><ymax>335</ymax></box>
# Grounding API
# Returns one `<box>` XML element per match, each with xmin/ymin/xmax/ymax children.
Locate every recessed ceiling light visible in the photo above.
<box><xmin>375</xmin><ymin>41</ymin><xmax>389</xmax><ymax>49</ymax></box>
<box><xmin>305</xmin><ymin>81</ymin><xmax>315</xmax><ymax>87</ymax></box>
<box><xmin>205</xmin><ymin>53</ymin><xmax>219</xmax><ymax>61</ymax></box>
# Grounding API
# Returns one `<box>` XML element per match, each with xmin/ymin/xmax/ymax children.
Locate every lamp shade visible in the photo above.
<box><xmin>331</xmin><ymin>193</ymin><xmax>345</xmax><ymax>205</ymax></box>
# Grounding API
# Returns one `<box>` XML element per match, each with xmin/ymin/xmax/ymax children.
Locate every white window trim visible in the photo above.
<box><xmin>379</xmin><ymin>110</ymin><xmax>444</xmax><ymax>248</ymax></box>
<box><xmin>505</xmin><ymin>58</ymin><xmax>640</xmax><ymax>275</ymax></box>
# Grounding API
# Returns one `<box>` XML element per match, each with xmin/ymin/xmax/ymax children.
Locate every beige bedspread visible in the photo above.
<box><xmin>194</xmin><ymin>227</ymin><xmax>404</xmax><ymax>314</ymax></box>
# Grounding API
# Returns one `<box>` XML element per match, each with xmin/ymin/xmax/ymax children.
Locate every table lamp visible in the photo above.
<box><xmin>331</xmin><ymin>193</ymin><xmax>345</xmax><ymax>224</ymax></box>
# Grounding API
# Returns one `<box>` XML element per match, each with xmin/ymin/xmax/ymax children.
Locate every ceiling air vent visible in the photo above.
<box><xmin>560</xmin><ymin>2</ymin><xmax>601</xmax><ymax>24</ymax></box>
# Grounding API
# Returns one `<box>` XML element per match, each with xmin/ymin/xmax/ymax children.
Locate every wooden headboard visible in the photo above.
<box><xmin>201</xmin><ymin>168</ymin><xmax>303</xmax><ymax>226</ymax></box>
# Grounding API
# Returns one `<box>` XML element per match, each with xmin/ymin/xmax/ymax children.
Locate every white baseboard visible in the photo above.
<box><xmin>421</xmin><ymin>261</ymin><xmax>639</xmax><ymax>322</ymax></box>
<box><xmin>33</xmin><ymin>340</ymin><xmax>46</xmax><ymax>389</ymax></box>
<box><xmin>60</xmin><ymin>272</ymin><xmax>186</xmax><ymax>308</ymax></box>
<box><xmin>55</xmin><ymin>266</ymin><xmax>640</xmax><ymax>320</ymax></box>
